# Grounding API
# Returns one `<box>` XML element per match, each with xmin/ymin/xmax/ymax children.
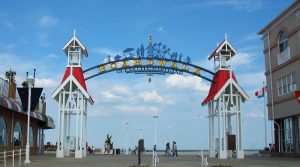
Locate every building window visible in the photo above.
<box><xmin>282</xmin><ymin>118</ymin><xmax>293</xmax><ymax>152</ymax></box>
<box><xmin>277</xmin><ymin>72</ymin><xmax>297</xmax><ymax>96</ymax></box>
<box><xmin>279</xmin><ymin>31</ymin><xmax>288</xmax><ymax>53</ymax></box>
<box><xmin>0</xmin><ymin>117</ymin><xmax>7</xmax><ymax>146</ymax></box>
<box><xmin>277</xmin><ymin>31</ymin><xmax>290</xmax><ymax>65</ymax></box>
<box><xmin>13</xmin><ymin>122</ymin><xmax>22</xmax><ymax>146</ymax></box>
<box><xmin>30</xmin><ymin>126</ymin><xmax>34</xmax><ymax>147</ymax></box>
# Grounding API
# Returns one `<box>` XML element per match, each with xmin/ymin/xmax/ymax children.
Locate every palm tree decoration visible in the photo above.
<box><xmin>5</xmin><ymin>69</ymin><xmax>16</xmax><ymax>82</ymax></box>
<box><xmin>105</xmin><ymin>134</ymin><xmax>113</xmax><ymax>149</ymax></box>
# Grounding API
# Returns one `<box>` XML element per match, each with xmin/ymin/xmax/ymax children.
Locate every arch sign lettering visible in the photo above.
<box><xmin>83</xmin><ymin>35</ymin><xmax>215</xmax><ymax>82</ymax></box>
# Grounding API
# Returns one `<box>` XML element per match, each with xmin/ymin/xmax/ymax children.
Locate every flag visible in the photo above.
<box><xmin>255</xmin><ymin>87</ymin><xmax>265</xmax><ymax>98</ymax></box>
<box><xmin>295</xmin><ymin>91</ymin><xmax>300</xmax><ymax>105</ymax></box>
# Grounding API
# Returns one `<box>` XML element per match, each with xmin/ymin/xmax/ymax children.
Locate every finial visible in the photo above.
<box><xmin>217</xmin><ymin>42</ymin><xmax>219</xmax><ymax>47</ymax></box>
<box><xmin>149</xmin><ymin>33</ymin><xmax>153</xmax><ymax>45</ymax></box>
<box><xmin>73</xmin><ymin>29</ymin><xmax>76</xmax><ymax>36</ymax></box>
<box><xmin>225</xmin><ymin>33</ymin><xmax>227</xmax><ymax>41</ymax></box>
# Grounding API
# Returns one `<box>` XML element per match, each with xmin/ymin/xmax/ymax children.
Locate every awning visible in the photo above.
<box><xmin>0</xmin><ymin>96</ymin><xmax>22</xmax><ymax>112</ymax></box>
<box><xmin>0</xmin><ymin>95</ymin><xmax>55</xmax><ymax>129</ymax></box>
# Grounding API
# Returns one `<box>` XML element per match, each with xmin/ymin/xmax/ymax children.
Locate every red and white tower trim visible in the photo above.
<box><xmin>202</xmin><ymin>36</ymin><xmax>249</xmax><ymax>159</ymax></box>
<box><xmin>52</xmin><ymin>32</ymin><xmax>93</xmax><ymax>158</ymax></box>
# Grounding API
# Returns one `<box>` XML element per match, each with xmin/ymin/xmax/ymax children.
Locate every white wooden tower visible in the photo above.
<box><xmin>202</xmin><ymin>36</ymin><xmax>249</xmax><ymax>159</ymax></box>
<box><xmin>52</xmin><ymin>32</ymin><xmax>93</xmax><ymax>158</ymax></box>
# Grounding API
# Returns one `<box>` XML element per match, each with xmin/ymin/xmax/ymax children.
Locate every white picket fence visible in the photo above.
<box><xmin>200</xmin><ymin>151</ymin><xmax>208</xmax><ymax>167</ymax></box>
<box><xmin>0</xmin><ymin>149</ymin><xmax>25</xmax><ymax>167</ymax></box>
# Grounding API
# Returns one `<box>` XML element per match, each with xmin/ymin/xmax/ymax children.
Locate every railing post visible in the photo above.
<box><xmin>19</xmin><ymin>148</ymin><xmax>22</xmax><ymax>167</ymax></box>
<box><xmin>12</xmin><ymin>149</ymin><xmax>15</xmax><ymax>167</ymax></box>
<box><xmin>4</xmin><ymin>150</ymin><xmax>7</xmax><ymax>167</ymax></box>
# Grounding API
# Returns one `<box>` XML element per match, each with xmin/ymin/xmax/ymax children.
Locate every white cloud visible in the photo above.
<box><xmin>100</xmin><ymin>91</ymin><xmax>122</xmax><ymax>99</ymax></box>
<box><xmin>36</xmin><ymin>32</ymin><xmax>51</xmax><ymax>46</ymax></box>
<box><xmin>165</xmin><ymin>74</ymin><xmax>210</xmax><ymax>92</ymax></box>
<box><xmin>0</xmin><ymin>44</ymin><xmax>15</xmax><ymax>51</ymax></box>
<box><xmin>182</xmin><ymin>0</ymin><xmax>263</xmax><ymax>12</ymax></box>
<box><xmin>114</xmin><ymin>104</ymin><xmax>160</xmax><ymax>115</ymax></box>
<box><xmin>245</xmin><ymin>111</ymin><xmax>264</xmax><ymax>119</ymax></box>
<box><xmin>35</xmin><ymin>78</ymin><xmax>59</xmax><ymax>88</ymax></box>
<box><xmin>92</xmin><ymin>47</ymin><xmax>121</xmax><ymax>56</ymax></box>
<box><xmin>39</xmin><ymin>15</ymin><xmax>58</xmax><ymax>27</ymax></box>
<box><xmin>97</xmin><ymin>85</ymin><xmax>132</xmax><ymax>101</ymax></box>
<box><xmin>237</xmin><ymin>71</ymin><xmax>265</xmax><ymax>89</ymax></box>
<box><xmin>47</xmin><ymin>53</ymin><xmax>59</xmax><ymax>59</ymax></box>
<box><xmin>110</xmin><ymin>85</ymin><xmax>132</xmax><ymax>96</ymax></box>
<box><xmin>139</xmin><ymin>90</ymin><xmax>175</xmax><ymax>105</ymax></box>
<box><xmin>99</xmin><ymin>85</ymin><xmax>131</xmax><ymax>99</ymax></box>
<box><xmin>209</xmin><ymin>0</ymin><xmax>263</xmax><ymax>12</ymax></box>
<box><xmin>241</xmin><ymin>33</ymin><xmax>260</xmax><ymax>43</ymax></box>
<box><xmin>1</xmin><ymin>20</ymin><xmax>15</xmax><ymax>31</ymax></box>
<box><xmin>0</xmin><ymin>53</ymin><xmax>34</xmax><ymax>75</ymax></box>
<box><xmin>158</xmin><ymin>26</ymin><xmax>166</xmax><ymax>33</ymax></box>
<box><xmin>232</xmin><ymin>51</ymin><xmax>256</xmax><ymax>69</ymax></box>
<box><xmin>88</xmin><ymin>110</ymin><xmax>111</xmax><ymax>117</ymax></box>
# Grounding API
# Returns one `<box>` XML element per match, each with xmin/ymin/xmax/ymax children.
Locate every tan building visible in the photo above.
<box><xmin>259</xmin><ymin>1</ymin><xmax>300</xmax><ymax>155</ymax></box>
<box><xmin>0</xmin><ymin>71</ymin><xmax>54</xmax><ymax>155</ymax></box>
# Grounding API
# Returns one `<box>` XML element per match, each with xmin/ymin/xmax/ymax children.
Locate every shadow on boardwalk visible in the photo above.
<box><xmin>24</xmin><ymin>153</ymin><xmax>300</xmax><ymax>167</ymax></box>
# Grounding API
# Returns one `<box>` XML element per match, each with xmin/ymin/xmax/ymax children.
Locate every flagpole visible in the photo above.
<box><xmin>263</xmin><ymin>81</ymin><xmax>267</xmax><ymax>148</ymax></box>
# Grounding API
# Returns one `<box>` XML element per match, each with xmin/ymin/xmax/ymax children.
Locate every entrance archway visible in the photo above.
<box><xmin>51</xmin><ymin>33</ymin><xmax>249</xmax><ymax>159</ymax></box>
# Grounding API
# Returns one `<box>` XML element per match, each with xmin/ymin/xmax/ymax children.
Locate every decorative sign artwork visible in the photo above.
<box><xmin>83</xmin><ymin>35</ymin><xmax>215</xmax><ymax>82</ymax></box>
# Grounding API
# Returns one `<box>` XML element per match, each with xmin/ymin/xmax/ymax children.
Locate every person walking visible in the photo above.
<box><xmin>165</xmin><ymin>142</ymin><xmax>170</xmax><ymax>156</ymax></box>
<box><xmin>172</xmin><ymin>141</ymin><xmax>178</xmax><ymax>157</ymax></box>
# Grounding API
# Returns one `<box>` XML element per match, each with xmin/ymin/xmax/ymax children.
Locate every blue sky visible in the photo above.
<box><xmin>0</xmin><ymin>0</ymin><xmax>294</xmax><ymax>150</ymax></box>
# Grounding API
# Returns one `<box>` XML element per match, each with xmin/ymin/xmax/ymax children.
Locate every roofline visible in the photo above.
<box><xmin>51</xmin><ymin>76</ymin><xmax>93</xmax><ymax>103</ymax></box>
<box><xmin>212</xmin><ymin>78</ymin><xmax>250</xmax><ymax>101</ymax></box>
<box><xmin>63</xmin><ymin>36</ymin><xmax>88</xmax><ymax>56</ymax></box>
<box><xmin>208</xmin><ymin>39</ymin><xmax>237</xmax><ymax>60</ymax></box>
<box><xmin>258</xmin><ymin>0</ymin><xmax>300</xmax><ymax>35</ymax></box>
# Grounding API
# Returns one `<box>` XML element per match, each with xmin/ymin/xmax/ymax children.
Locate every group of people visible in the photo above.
<box><xmin>164</xmin><ymin>141</ymin><xmax>178</xmax><ymax>157</ymax></box>
<box><xmin>87</xmin><ymin>145</ymin><xmax>95</xmax><ymax>154</ymax></box>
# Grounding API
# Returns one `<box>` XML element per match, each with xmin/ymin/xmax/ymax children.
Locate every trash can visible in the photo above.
<box><xmin>116</xmin><ymin>148</ymin><xmax>120</xmax><ymax>155</ymax></box>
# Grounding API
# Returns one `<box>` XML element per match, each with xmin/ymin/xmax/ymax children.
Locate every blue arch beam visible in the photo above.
<box><xmin>83</xmin><ymin>57</ymin><xmax>215</xmax><ymax>82</ymax></box>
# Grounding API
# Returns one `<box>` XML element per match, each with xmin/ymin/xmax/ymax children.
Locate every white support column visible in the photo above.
<box><xmin>56</xmin><ymin>92</ymin><xmax>63</xmax><ymax>158</ymax></box>
<box><xmin>223</xmin><ymin>95</ymin><xmax>227</xmax><ymax>158</ymax></box>
<box><xmin>209</xmin><ymin>102</ymin><xmax>214</xmax><ymax>158</ymax></box>
<box><xmin>80</xmin><ymin>97</ymin><xmax>84</xmax><ymax>157</ymax></box>
<box><xmin>217</xmin><ymin>98</ymin><xmax>221</xmax><ymax>158</ymax></box>
<box><xmin>64</xmin><ymin>105</ymin><xmax>69</xmax><ymax>156</ymax></box>
<box><xmin>237</xmin><ymin>96</ymin><xmax>244</xmax><ymax>159</ymax></box>
<box><xmin>75</xmin><ymin>93</ymin><xmax>84</xmax><ymax>158</ymax></box>
<box><xmin>218</xmin><ymin>95</ymin><xmax>226</xmax><ymax>159</ymax></box>
<box><xmin>59</xmin><ymin>91</ymin><xmax>66</xmax><ymax>157</ymax></box>
<box><xmin>75</xmin><ymin>94</ymin><xmax>80</xmax><ymax>158</ymax></box>
<box><xmin>83</xmin><ymin>99</ymin><xmax>87</xmax><ymax>157</ymax></box>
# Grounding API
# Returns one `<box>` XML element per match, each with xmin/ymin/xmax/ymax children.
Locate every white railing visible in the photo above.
<box><xmin>0</xmin><ymin>77</ymin><xmax>9</xmax><ymax>97</ymax></box>
<box><xmin>0</xmin><ymin>149</ymin><xmax>25</xmax><ymax>167</ymax></box>
<box><xmin>152</xmin><ymin>150</ymin><xmax>159</xmax><ymax>167</ymax></box>
<box><xmin>277</xmin><ymin>47</ymin><xmax>290</xmax><ymax>65</ymax></box>
<box><xmin>200</xmin><ymin>151</ymin><xmax>208</xmax><ymax>167</ymax></box>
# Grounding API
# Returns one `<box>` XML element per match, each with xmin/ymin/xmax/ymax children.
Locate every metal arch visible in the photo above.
<box><xmin>83</xmin><ymin>57</ymin><xmax>215</xmax><ymax>82</ymax></box>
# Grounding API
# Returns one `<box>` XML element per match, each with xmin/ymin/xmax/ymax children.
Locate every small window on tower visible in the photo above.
<box><xmin>69</xmin><ymin>52</ymin><xmax>80</xmax><ymax>65</ymax></box>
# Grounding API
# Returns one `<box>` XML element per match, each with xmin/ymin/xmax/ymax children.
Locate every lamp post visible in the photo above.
<box><xmin>25</xmin><ymin>76</ymin><xmax>35</xmax><ymax>164</ymax></box>
<box><xmin>153</xmin><ymin>116</ymin><xmax>158</xmax><ymax>145</ymax></box>
<box><xmin>125</xmin><ymin>121</ymin><xmax>129</xmax><ymax>155</ymax></box>
<box><xmin>153</xmin><ymin>115</ymin><xmax>159</xmax><ymax>167</ymax></box>
<box><xmin>139</xmin><ymin>128</ymin><xmax>143</xmax><ymax>139</ymax></box>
